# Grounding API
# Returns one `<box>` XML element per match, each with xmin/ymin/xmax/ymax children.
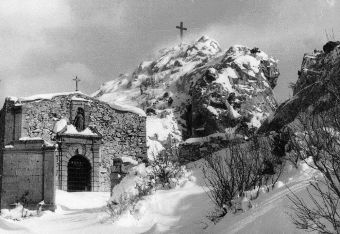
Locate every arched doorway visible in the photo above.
<box><xmin>67</xmin><ymin>155</ymin><xmax>91</xmax><ymax>192</ymax></box>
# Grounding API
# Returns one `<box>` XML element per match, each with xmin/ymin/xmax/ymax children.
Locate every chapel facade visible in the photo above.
<box><xmin>0</xmin><ymin>92</ymin><xmax>147</xmax><ymax>209</ymax></box>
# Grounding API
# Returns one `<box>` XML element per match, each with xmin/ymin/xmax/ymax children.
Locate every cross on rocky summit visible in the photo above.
<box><xmin>176</xmin><ymin>21</ymin><xmax>187</xmax><ymax>41</ymax></box>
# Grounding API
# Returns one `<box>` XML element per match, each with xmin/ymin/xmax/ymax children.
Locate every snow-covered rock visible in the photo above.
<box><xmin>93</xmin><ymin>36</ymin><xmax>279</xmax><ymax>143</ymax></box>
<box><xmin>259</xmin><ymin>42</ymin><xmax>340</xmax><ymax>133</ymax></box>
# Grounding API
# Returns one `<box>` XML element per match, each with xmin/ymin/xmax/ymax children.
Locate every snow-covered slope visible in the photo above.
<box><xmin>94</xmin><ymin>36</ymin><xmax>279</xmax><ymax>144</ymax></box>
<box><xmin>0</xmin><ymin>157</ymin><xmax>316</xmax><ymax>234</ymax></box>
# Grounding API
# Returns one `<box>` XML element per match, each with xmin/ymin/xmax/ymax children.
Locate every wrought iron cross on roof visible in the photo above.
<box><xmin>73</xmin><ymin>76</ymin><xmax>80</xmax><ymax>91</ymax></box>
<box><xmin>176</xmin><ymin>21</ymin><xmax>187</xmax><ymax>41</ymax></box>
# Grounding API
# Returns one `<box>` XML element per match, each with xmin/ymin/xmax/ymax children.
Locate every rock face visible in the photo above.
<box><xmin>186</xmin><ymin>45</ymin><xmax>279</xmax><ymax>138</ymax></box>
<box><xmin>94</xmin><ymin>36</ymin><xmax>280</xmax><ymax>143</ymax></box>
<box><xmin>259</xmin><ymin>42</ymin><xmax>340</xmax><ymax>133</ymax></box>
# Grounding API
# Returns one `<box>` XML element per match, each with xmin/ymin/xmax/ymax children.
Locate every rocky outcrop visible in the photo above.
<box><xmin>259</xmin><ymin>42</ymin><xmax>340</xmax><ymax>133</ymax></box>
<box><xmin>94</xmin><ymin>36</ymin><xmax>280</xmax><ymax>144</ymax></box>
<box><xmin>186</xmin><ymin>45</ymin><xmax>279</xmax><ymax>138</ymax></box>
<box><xmin>323</xmin><ymin>41</ymin><xmax>340</xmax><ymax>54</ymax></box>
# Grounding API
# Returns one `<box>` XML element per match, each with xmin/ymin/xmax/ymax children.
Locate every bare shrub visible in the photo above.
<box><xmin>288</xmin><ymin>100</ymin><xmax>340</xmax><ymax>233</ymax></box>
<box><xmin>203</xmin><ymin>134</ymin><xmax>286</xmax><ymax>222</ymax></box>
<box><xmin>203</xmin><ymin>139</ymin><xmax>265</xmax><ymax>211</ymax></box>
<box><xmin>107</xmin><ymin>135</ymin><xmax>184</xmax><ymax>220</ymax></box>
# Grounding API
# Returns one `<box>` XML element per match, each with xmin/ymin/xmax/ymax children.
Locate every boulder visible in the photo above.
<box><xmin>323</xmin><ymin>41</ymin><xmax>340</xmax><ymax>54</ymax></box>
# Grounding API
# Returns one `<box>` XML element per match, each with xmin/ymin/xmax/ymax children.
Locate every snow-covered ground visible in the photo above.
<box><xmin>0</xmin><ymin>158</ymin><xmax>317</xmax><ymax>234</ymax></box>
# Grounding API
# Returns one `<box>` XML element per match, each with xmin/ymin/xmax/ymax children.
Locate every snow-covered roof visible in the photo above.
<box><xmin>19</xmin><ymin>136</ymin><xmax>43</xmax><ymax>141</ymax></box>
<box><xmin>7</xmin><ymin>91</ymin><xmax>146</xmax><ymax>116</ymax></box>
<box><xmin>8</xmin><ymin>91</ymin><xmax>84</xmax><ymax>102</ymax></box>
<box><xmin>71</xmin><ymin>96</ymin><xmax>91</xmax><ymax>102</ymax></box>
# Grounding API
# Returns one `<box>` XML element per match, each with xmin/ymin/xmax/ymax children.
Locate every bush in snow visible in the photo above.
<box><xmin>1</xmin><ymin>203</ymin><xmax>37</xmax><ymax>221</ymax></box>
<box><xmin>1</xmin><ymin>196</ymin><xmax>44</xmax><ymax>221</ymax></box>
<box><xmin>107</xmin><ymin>136</ymin><xmax>185</xmax><ymax>220</ymax></box>
<box><xmin>107</xmin><ymin>163</ymin><xmax>154</xmax><ymax>220</ymax></box>
<box><xmin>203</xmin><ymin>142</ymin><xmax>259</xmax><ymax>213</ymax></box>
<box><xmin>149</xmin><ymin>134</ymin><xmax>184</xmax><ymax>189</ymax></box>
<box><xmin>203</xmin><ymin>136</ymin><xmax>284</xmax><ymax>218</ymax></box>
<box><xmin>288</xmin><ymin>99</ymin><xmax>340</xmax><ymax>234</ymax></box>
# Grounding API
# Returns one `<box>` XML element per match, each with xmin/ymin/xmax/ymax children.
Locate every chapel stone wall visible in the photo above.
<box><xmin>4</xmin><ymin>94</ymin><xmax>147</xmax><ymax>191</ymax></box>
<box><xmin>0</xmin><ymin>140</ymin><xmax>55</xmax><ymax>209</ymax></box>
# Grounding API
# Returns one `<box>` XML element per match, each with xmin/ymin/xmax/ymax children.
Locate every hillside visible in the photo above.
<box><xmin>4</xmin><ymin>38</ymin><xmax>338</xmax><ymax>234</ymax></box>
<box><xmin>93</xmin><ymin>36</ymin><xmax>280</xmax><ymax>145</ymax></box>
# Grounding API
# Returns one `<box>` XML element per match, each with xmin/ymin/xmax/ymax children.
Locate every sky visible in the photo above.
<box><xmin>0</xmin><ymin>0</ymin><xmax>339</xmax><ymax>105</ymax></box>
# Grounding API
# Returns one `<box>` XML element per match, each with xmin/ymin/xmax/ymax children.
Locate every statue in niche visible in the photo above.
<box><xmin>73</xmin><ymin>107</ymin><xmax>85</xmax><ymax>131</ymax></box>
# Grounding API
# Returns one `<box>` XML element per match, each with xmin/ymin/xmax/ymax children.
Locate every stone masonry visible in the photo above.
<box><xmin>0</xmin><ymin>92</ymin><xmax>147</xmax><ymax>209</ymax></box>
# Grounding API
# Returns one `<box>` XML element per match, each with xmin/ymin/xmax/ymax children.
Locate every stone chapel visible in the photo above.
<box><xmin>0</xmin><ymin>92</ymin><xmax>147</xmax><ymax>209</ymax></box>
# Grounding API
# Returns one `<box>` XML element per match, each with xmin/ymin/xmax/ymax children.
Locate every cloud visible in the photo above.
<box><xmin>0</xmin><ymin>0</ymin><xmax>77</xmax><ymax>101</ymax></box>
<box><xmin>1</xmin><ymin>0</ymin><xmax>340</xmax><ymax>106</ymax></box>
<box><xmin>2</xmin><ymin>62</ymin><xmax>98</xmax><ymax>99</ymax></box>
<box><xmin>0</xmin><ymin>0</ymin><xmax>73</xmax><ymax>71</ymax></box>
<box><xmin>325</xmin><ymin>0</ymin><xmax>336</xmax><ymax>7</ymax></box>
<box><xmin>70</xmin><ymin>0</ymin><xmax>128</xmax><ymax>29</ymax></box>
<box><xmin>56</xmin><ymin>62</ymin><xmax>95</xmax><ymax>83</ymax></box>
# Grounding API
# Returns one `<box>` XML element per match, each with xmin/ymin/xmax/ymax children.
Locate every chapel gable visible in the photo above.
<box><xmin>70</xmin><ymin>97</ymin><xmax>91</xmax><ymax>131</ymax></box>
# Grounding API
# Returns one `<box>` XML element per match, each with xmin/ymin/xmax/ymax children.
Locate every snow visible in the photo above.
<box><xmin>0</xmin><ymin>36</ymin><xmax>292</xmax><ymax>233</ymax></box>
<box><xmin>70</xmin><ymin>96</ymin><xmax>90</xmax><ymax>102</ymax></box>
<box><xmin>214</xmin><ymin>69</ymin><xmax>235</xmax><ymax>93</ymax></box>
<box><xmin>139</xmin><ymin>61</ymin><xmax>153</xmax><ymax>70</ymax></box>
<box><xmin>121</xmin><ymin>156</ymin><xmax>138</xmax><ymax>165</ymax></box>
<box><xmin>255</xmin><ymin>51</ymin><xmax>269</xmax><ymax>61</ymax></box>
<box><xmin>55</xmin><ymin>190</ymin><xmax>109</xmax><ymax>210</ymax></box>
<box><xmin>229</xmin><ymin>105</ymin><xmax>241</xmax><ymax>118</ymax></box>
<box><xmin>207</xmin><ymin>105</ymin><xmax>219</xmax><ymax>115</ymax></box>
<box><xmin>234</xmin><ymin>55</ymin><xmax>260</xmax><ymax>76</ymax></box>
<box><xmin>185</xmin><ymin>132</ymin><xmax>227</xmax><ymax>144</ymax></box>
<box><xmin>19</xmin><ymin>137</ymin><xmax>43</xmax><ymax>141</ymax></box>
<box><xmin>225</xmin><ymin>67</ymin><xmax>239</xmax><ymax>79</ymax></box>
<box><xmin>147</xmin><ymin>139</ymin><xmax>164</xmax><ymax>159</ymax></box>
<box><xmin>0</xmin><ymin>155</ymin><xmax>319</xmax><ymax>234</ymax></box>
<box><xmin>207</xmin><ymin>157</ymin><xmax>318</xmax><ymax>234</ymax></box>
<box><xmin>110</xmin><ymin>164</ymin><xmax>150</xmax><ymax>203</ymax></box>
<box><xmin>96</xmin><ymin>77</ymin><xmax>130</xmax><ymax>94</ymax></box>
<box><xmin>247</xmin><ymin>111</ymin><xmax>267</xmax><ymax>128</ymax></box>
<box><xmin>107</xmin><ymin>101</ymin><xmax>146</xmax><ymax>116</ymax></box>
<box><xmin>63</xmin><ymin>125</ymin><xmax>98</xmax><ymax>136</ymax></box>
<box><xmin>274</xmin><ymin>181</ymin><xmax>285</xmax><ymax>189</ymax></box>
<box><xmin>146</xmin><ymin>112</ymin><xmax>181</xmax><ymax>142</ymax></box>
<box><xmin>99</xmin><ymin>94</ymin><xmax>146</xmax><ymax>116</ymax></box>
<box><xmin>9</xmin><ymin>91</ymin><xmax>83</xmax><ymax>102</ymax></box>
<box><xmin>53</xmin><ymin>118</ymin><xmax>67</xmax><ymax>133</ymax></box>
<box><xmin>238</xmin><ymin>84</ymin><xmax>255</xmax><ymax>92</ymax></box>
